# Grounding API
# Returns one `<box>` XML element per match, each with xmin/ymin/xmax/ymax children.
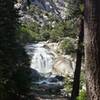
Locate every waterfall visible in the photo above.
<box><xmin>25</xmin><ymin>42</ymin><xmax>55</xmax><ymax>74</ymax></box>
<box><xmin>25</xmin><ymin>42</ymin><xmax>74</xmax><ymax>77</ymax></box>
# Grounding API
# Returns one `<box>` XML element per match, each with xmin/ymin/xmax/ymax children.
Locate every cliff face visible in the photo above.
<box><xmin>32</xmin><ymin>0</ymin><xmax>68</xmax><ymax>19</ymax></box>
<box><xmin>16</xmin><ymin>0</ymin><xmax>68</xmax><ymax>19</ymax></box>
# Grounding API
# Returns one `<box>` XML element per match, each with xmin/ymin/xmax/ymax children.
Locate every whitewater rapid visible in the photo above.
<box><xmin>25</xmin><ymin>42</ymin><xmax>55</xmax><ymax>74</ymax></box>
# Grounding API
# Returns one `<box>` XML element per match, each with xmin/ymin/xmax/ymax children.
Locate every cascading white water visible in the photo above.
<box><xmin>25</xmin><ymin>42</ymin><xmax>74</xmax><ymax>78</ymax></box>
<box><xmin>25</xmin><ymin>42</ymin><xmax>55</xmax><ymax>74</ymax></box>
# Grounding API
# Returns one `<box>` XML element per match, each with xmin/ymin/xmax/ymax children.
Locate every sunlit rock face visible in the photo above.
<box><xmin>45</xmin><ymin>42</ymin><xmax>59</xmax><ymax>53</ymax></box>
<box><xmin>52</xmin><ymin>57</ymin><xmax>74</xmax><ymax>76</ymax></box>
<box><xmin>16</xmin><ymin>0</ymin><xmax>68</xmax><ymax>19</ymax></box>
<box><xmin>31</xmin><ymin>0</ymin><xmax>68</xmax><ymax>18</ymax></box>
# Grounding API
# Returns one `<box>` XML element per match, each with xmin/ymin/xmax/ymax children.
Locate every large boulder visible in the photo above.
<box><xmin>55</xmin><ymin>75</ymin><xmax>64</xmax><ymax>81</ymax></box>
<box><xmin>52</xmin><ymin>57</ymin><xmax>74</xmax><ymax>76</ymax></box>
<box><xmin>31</xmin><ymin>68</ymin><xmax>41</xmax><ymax>81</ymax></box>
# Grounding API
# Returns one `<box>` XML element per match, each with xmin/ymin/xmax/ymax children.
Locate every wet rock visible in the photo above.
<box><xmin>31</xmin><ymin>69</ymin><xmax>41</xmax><ymax>81</ymax></box>
<box><xmin>55</xmin><ymin>75</ymin><xmax>64</xmax><ymax>81</ymax></box>
<box><xmin>47</xmin><ymin>77</ymin><xmax>59</xmax><ymax>82</ymax></box>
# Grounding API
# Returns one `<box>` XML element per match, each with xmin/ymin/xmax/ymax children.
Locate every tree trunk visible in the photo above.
<box><xmin>84</xmin><ymin>0</ymin><xmax>100</xmax><ymax>99</ymax></box>
<box><xmin>71</xmin><ymin>18</ymin><xmax>84</xmax><ymax>100</ymax></box>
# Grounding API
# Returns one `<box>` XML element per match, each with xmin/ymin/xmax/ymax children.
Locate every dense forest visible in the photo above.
<box><xmin>0</xmin><ymin>0</ymin><xmax>100</xmax><ymax>100</ymax></box>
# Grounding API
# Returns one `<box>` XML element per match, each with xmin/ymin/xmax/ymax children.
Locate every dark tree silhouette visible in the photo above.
<box><xmin>0</xmin><ymin>0</ymin><xmax>32</xmax><ymax>100</ymax></box>
<box><xmin>71</xmin><ymin>17</ymin><xmax>84</xmax><ymax>100</ymax></box>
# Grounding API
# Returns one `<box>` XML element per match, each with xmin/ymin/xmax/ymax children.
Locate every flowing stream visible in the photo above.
<box><xmin>25</xmin><ymin>42</ymin><xmax>69</xmax><ymax>99</ymax></box>
<box><xmin>25</xmin><ymin>42</ymin><xmax>55</xmax><ymax>75</ymax></box>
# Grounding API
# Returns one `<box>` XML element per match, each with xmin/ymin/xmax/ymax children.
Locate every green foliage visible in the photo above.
<box><xmin>67</xmin><ymin>0</ymin><xmax>84</xmax><ymax>18</ymax></box>
<box><xmin>50</xmin><ymin>29</ymin><xmax>63</xmax><ymax>42</ymax></box>
<box><xmin>64</xmin><ymin>71</ymin><xmax>86</xmax><ymax>97</ymax></box>
<box><xmin>64</xmin><ymin>75</ymin><xmax>73</xmax><ymax>95</ymax></box>
<box><xmin>60</xmin><ymin>38</ymin><xmax>76</xmax><ymax>54</ymax></box>
<box><xmin>40</xmin><ymin>31</ymin><xmax>50</xmax><ymax>41</ymax></box>
<box><xmin>77</xmin><ymin>72</ymin><xmax>86</xmax><ymax>100</ymax></box>
<box><xmin>49</xmin><ymin>20</ymin><xmax>77</xmax><ymax>42</ymax></box>
<box><xmin>77</xmin><ymin>90</ymin><xmax>87</xmax><ymax>100</ymax></box>
<box><xmin>19</xmin><ymin>23</ymin><xmax>40</xmax><ymax>43</ymax></box>
<box><xmin>19</xmin><ymin>21</ymin><xmax>51</xmax><ymax>43</ymax></box>
<box><xmin>79</xmin><ymin>71</ymin><xmax>86</xmax><ymax>90</ymax></box>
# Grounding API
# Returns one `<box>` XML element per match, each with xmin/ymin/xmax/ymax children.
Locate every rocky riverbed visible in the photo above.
<box><xmin>25</xmin><ymin>42</ymin><xmax>74</xmax><ymax>100</ymax></box>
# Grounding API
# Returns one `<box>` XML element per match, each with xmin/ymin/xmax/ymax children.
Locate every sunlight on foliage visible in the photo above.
<box><xmin>77</xmin><ymin>90</ymin><xmax>87</xmax><ymax>100</ymax></box>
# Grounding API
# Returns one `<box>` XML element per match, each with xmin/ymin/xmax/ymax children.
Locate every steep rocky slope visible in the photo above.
<box><xmin>16</xmin><ymin>0</ymin><xmax>68</xmax><ymax>20</ymax></box>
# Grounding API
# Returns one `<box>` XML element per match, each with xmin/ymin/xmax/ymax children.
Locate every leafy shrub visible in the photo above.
<box><xmin>60</xmin><ymin>38</ymin><xmax>76</xmax><ymax>54</ymax></box>
<box><xmin>64</xmin><ymin>75</ymin><xmax>73</xmax><ymax>96</ymax></box>
<box><xmin>77</xmin><ymin>90</ymin><xmax>87</xmax><ymax>100</ymax></box>
<box><xmin>64</xmin><ymin>71</ymin><xmax>86</xmax><ymax>98</ymax></box>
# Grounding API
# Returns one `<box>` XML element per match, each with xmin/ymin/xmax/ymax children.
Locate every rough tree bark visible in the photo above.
<box><xmin>84</xmin><ymin>0</ymin><xmax>100</xmax><ymax>99</ymax></box>
<box><xmin>71</xmin><ymin>18</ymin><xmax>84</xmax><ymax>100</ymax></box>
